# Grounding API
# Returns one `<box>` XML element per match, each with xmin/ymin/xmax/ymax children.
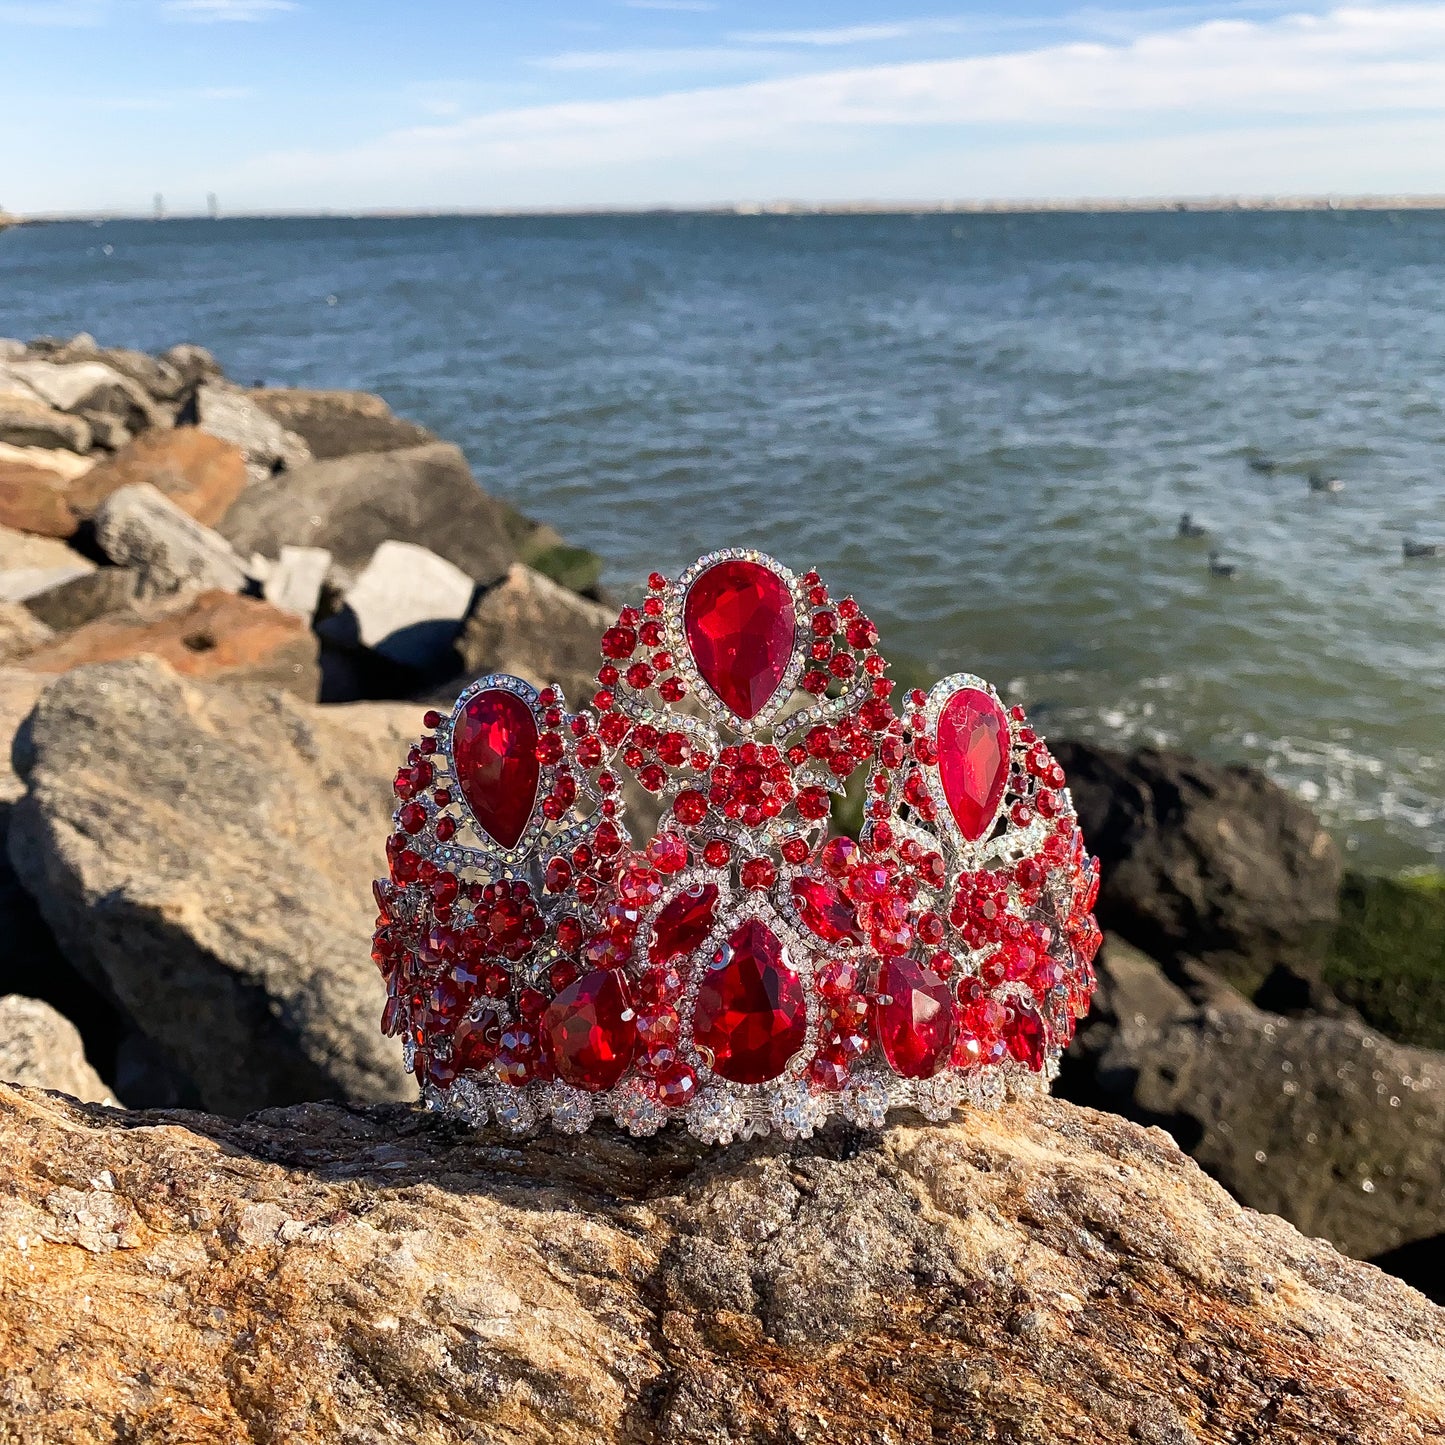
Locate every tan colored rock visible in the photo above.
<box><xmin>0</xmin><ymin>996</ymin><xmax>111</xmax><ymax>1103</ymax></box>
<box><xmin>247</xmin><ymin>386</ymin><xmax>435</xmax><ymax>459</ymax></box>
<box><xmin>2</xmin><ymin>357</ymin><xmax>160</xmax><ymax>434</ymax></box>
<box><xmin>459</xmin><ymin>561</ymin><xmax>613</xmax><ymax>705</ymax></box>
<box><xmin>20</xmin><ymin>567</ymin><xmax>139</xmax><ymax>632</ymax></box>
<box><xmin>0</xmin><ymin>524</ymin><xmax>95</xmax><ymax>603</ymax></box>
<box><xmin>0</xmin><ymin>461</ymin><xmax>76</xmax><ymax>538</ymax></box>
<box><xmin>64</xmin><ymin>427</ymin><xmax>248</xmax><ymax>526</ymax></box>
<box><xmin>0</xmin><ymin>602</ymin><xmax>52</xmax><ymax>663</ymax></box>
<box><xmin>0</xmin><ymin>440</ymin><xmax>96</xmax><ymax>484</ymax></box>
<box><xmin>18</xmin><ymin>589</ymin><xmax>319</xmax><ymax>697</ymax></box>
<box><xmin>0</xmin><ymin>1083</ymin><xmax>1441</xmax><ymax>1442</ymax></box>
<box><xmin>193</xmin><ymin>383</ymin><xmax>310</xmax><ymax>478</ymax></box>
<box><xmin>0</xmin><ymin>394</ymin><xmax>91</xmax><ymax>452</ymax></box>
<box><xmin>8</xmin><ymin>659</ymin><xmax>413</xmax><ymax>1113</ymax></box>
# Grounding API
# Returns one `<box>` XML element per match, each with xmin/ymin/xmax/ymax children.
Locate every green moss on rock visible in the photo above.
<box><xmin>1324</xmin><ymin>871</ymin><xmax>1445</xmax><ymax>1050</ymax></box>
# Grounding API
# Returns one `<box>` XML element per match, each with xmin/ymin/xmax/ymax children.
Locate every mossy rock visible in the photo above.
<box><xmin>524</xmin><ymin>543</ymin><xmax>604</xmax><ymax>597</ymax></box>
<box><xmin>1323</xmin><ymin>871</ymin><xmax>1445</xmax><ymax>1050</ymax></box>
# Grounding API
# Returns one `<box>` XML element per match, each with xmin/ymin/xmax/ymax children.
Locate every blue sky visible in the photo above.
<box><xmin>3</xmin><ymin>0</ymin><xmax>1445</xmax><ymax>212</ymax></box>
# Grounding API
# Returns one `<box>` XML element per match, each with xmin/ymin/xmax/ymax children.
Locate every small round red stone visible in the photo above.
<box><xmin>935</xmin><ymin>687</ymin><xmax>1011</xmax><ymax>842</ymax></box>
<box><xmin>682</xmin><ymin>558</ymin><xmax>796</xmax><ymax>721</ymax></box>
<box><xmin>451</xmin><ymin>688</ymin><xmax>541</xmax><ymax>850</ymax></box>
<box><xmin>692</xmin><ymin>918</ymin><xmax>806</xmax><ymax>1084</ymax></box>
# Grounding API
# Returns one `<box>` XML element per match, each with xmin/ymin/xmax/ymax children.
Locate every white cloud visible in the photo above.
<box><xmin>726</xmin><ymin>22</ymin><xmax>960</xmax><ymax>46</ymax></box>
<box><xmin>217</xmin><ymin>4</ymin><xmax>1445</xmax><ymax>208</ymax></box>
<box><xmin>536</xmin><ymin>46</ymin><xmax>782</xmax><ymax>75</ymax></box>
<box><xmin>162</xmin><ymin>0</ymin><xmax>293</xmax><ymax>19</ymax></box>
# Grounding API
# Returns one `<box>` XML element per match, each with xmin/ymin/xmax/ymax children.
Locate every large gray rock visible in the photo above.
<box><xmin>1</xmin><ymin>1082</ymin><xmax>1443</xmax><ymax>1440</ymax></box>
<box><xmin>1</xmin><ymin>358</ymin><xmax>160</xmax><ymax>434</ymax></box>
<box><xmin>21</xmin><ymin>567</ymin><xmax>139</xmax><ymax>632</ymax></box>
<box><xmin>1089</xmin><ymin>976</ymin><xmax>1445</xmax><ymax>1269</ymax></box>
<box><xmin>192</xmin><ymin>382</ymin><xmax>310</xmax><ymax>478</ymax></box>
<box><xmin>319</xmin><ymin>540</ymin><xmax>475</xmax><ymax>675</ymax></box>
<box><xmin>0</xmin><ymin>395</ymin><xmax>92</xmax><ymax>452</ymax></box>
<box><xmin>0</xmin><ymin>995</ymin><xmax>111</xmax><ymax>1104</ymax></box>
<box><xmin>458</xmin><ymin>561</ymin><xmax>612</xmax><ymax>704</ymax></box>
<box><xmin>93</xmin><ymin>482</ymin><xmax>248</xmax><ymax>596</ymax></box>
<box><xmin>247</xmin><ymin>387</ymin><xmax>435</xmax><ymax>459</ymax></box>
<box><xmin>218</xmin><ymin>441</ymin><xmax>519</xmax><ymax>586</ymax></box>
<box><xmin>8</xmin><ymin>658</ymin><xmax>413</xmax><ymax>1114</ymax></box>
<box><xmin>0</xmin><ymin>525</ymin><xmax>95</xmax><ymax>605</ymax></box>
<box><xmin>1053</xmin><ymin>740</ymin><xmax>1343</xmax><ymax>996</ymax></box>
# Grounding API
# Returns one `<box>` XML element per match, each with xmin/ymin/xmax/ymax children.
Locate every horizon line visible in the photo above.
<box><xmin>7</xmin><ymin>193</ymin><xmax>1445</xmax><ymax>225</ymax></box>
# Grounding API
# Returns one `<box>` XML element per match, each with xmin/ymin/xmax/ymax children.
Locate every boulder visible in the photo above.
<box><xmin>21</xmin><ymin>567</ymin><xmax>139</xmax><ymax>632</ymax></box>
<box><xmin>30</xmin><ymin>339</ymin><xmax>190</xmax><ymax>404</ymax></box>
<box><xmin>191</xmin><ymin>382</ymin><xmax>310</xmax><ymax>478</ymax></box>
<box><xmin>0</xmin><ymin>1083</ymin><xmax>1441</xmax><ymax>1441</ymax></box>
<box><xmin>263</xmin><ymin>543</ymin><xmax>331</xmax><ymax>621</ymax></box>
<box><xmin>0</xmin><ymin>438</ymin><xmax>95</xmax><ymax>484</ymax></box>
<box><xmin>63</xmin><ymin>427</ymin><xmax>248</xmax><ymax>527</ymax></box>
<box><xmin>0</xmin><ymin>602</ymin><xmax>52</xmax><ymax>663</ymax></box>
<box><xmin>158</xmin><ymin>342</ymin><xmax>223</xmax><ymax>391</ymax></box>
<box><xmin>0</xmin><ymin>996</ymin><xmax>111</xmax><ymax>1104</ymax></box>
<box><xmin>0</xmin><ymin>460</ymin><xmax>79</xmax><ymax>538</ymax></box>
<box><xmin>318</xmin><ymin>540</ymin><xmax>475</xmax><ymax>677</ymax></box>
<box><xmin>1089</xmin><ymin>985</ymin><xmax>1445</xmax><ymax>1269</ymax></box>
<box><xmin>7</xmin><ymin>658</ymin><xmax>414</xmax><ymax>1113</ymax></box>
<box><xmin>1</xmin><ymin>358</ymin><xmax>160</xmax><ymax>434</ymax></box>
<box><xmin>1053</xmin><ymin>740</ymin><xmax>1343</xmax><ymax>996</ymax></box>
<box><xmin>1324</xmin><ymin>871</ymin><xmax>1445</xmax><ymax>1051</ymax></box>
<box><xmin>0</xmin><ymin>395</ymin><xmax>91</xmax><ymax>453</ymax></box>
<box><xmin>247</xmin><ymin>387</ymin><xmax>435</xmax><ymax>459</ymax></box>
<box><xmin>93</xmin><ymin>482</ymin><xmax>248</xmax><ymax>596</ymax></box>
<box><xmin>0</xmin><ymin>525</ymin><xmax>96</xmax><ymax>604</ymax></box>
<box><xmin>18</xmin><ymin>589</ymin><xmax>320</xmax><ymax>697</ymax></box>
<box><xmin>218</xmin><ymin>442</ymin><xmax>519</xmax><ymax>586</ymax></box>
<box><xmin>458</xmin><ymin>562</ymin><xmax>612</xmax><ymax>705</ymax></box>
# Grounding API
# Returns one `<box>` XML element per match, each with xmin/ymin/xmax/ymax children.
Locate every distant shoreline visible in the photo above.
<box><xmin>6</xmin><ymin>194</ymin><xmax>1445</xmax><ymax>225</ymax></box>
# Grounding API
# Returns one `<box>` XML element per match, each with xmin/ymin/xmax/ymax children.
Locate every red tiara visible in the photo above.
<box><xmin>371</xmin><ymin>549</ymin><xmax>1100</xmax><ymax>1140</ymax></box>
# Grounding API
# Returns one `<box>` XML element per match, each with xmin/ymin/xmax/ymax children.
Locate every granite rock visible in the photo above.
<box><xmin>0</xmin><ymin>395</ymin><xmax>92</xmax><ymax>453</ymax></box>
<box><xmin>191</xmin><ymin>383</ymin><xmax>311</xmax><ymax>479</ymax></box>
<box><xmin>20</xmin><ymin>567</ymin><xmax>140</xmax><ymax>632</ymax></box>
<box><xmin>0</xmin><ymin>996</ymin><xmax>111</xmax><ymax>1104</ymax></box>
<box><xmin>218</xmin><ymin>442</ymin><xmax>519</xmax><ymax>586</ymax></box>
<box><xmin>0</xmin><ymin>602</ymin><xmax>53</xmax><ymax>664</ymax></box>
<box><xmin>247</xmin><ymin>387</ymin><xmax>436</xmax><ymax>459</ymax></box>
<box><xmin>1053</xmin><ymin>740</ymin><xmax>1343</xmax><ymax>996</ymax></box>
<box><xmin>0</xmin><ymin>1082</ymin><xmax>1440</xmax><ymax>1442</ymax></box>
<box><xmin>7</xmin><ymin>658</ymin><xmax>413</xmax><ymax>1114</ymax></box>
<box><xmin>65</xmin><ymin>428</ymin><xmax>248</xmax><ymax>527</ymax></box>
<box><xmin>93</xmin><ymin>482</ymin><xmax>248</xmax><ymax>596</ymax></box>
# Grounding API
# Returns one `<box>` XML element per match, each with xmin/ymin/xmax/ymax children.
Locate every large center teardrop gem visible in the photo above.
<box><xmin>692</xmin><ymin>918</ymin><xmax>807</xmax><ymax>1084</ymax></box>
<box><xmin>874</xmin><ymin>956</ymin><xmax>956</xmax><ymax>1079</ymax></box>
<box><xmin>450</xmin><ymin>687</ymin><xmax>541</xmax><ymax>850</ymax></box>
<box><xmin>935</xmin><ymin>686</ymin><xmax>1011</xmax><ymax>843</ymax></box>
<box><xmin>543</xmin><ymin>968</ymin><xmax>637</xmax><ymax>1092</ymax></box>
<box><xmin>682</xmin><ymin>559</ymin><xmax>797</xmax><ymax>721</ymax></box>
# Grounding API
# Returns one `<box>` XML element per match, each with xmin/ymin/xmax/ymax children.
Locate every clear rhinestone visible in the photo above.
<box><xmin>916</xmin><ymin>1074</ymin><xmax>959</xmax><ymax>1122</ymax></box>
<box><xmin>615</xmin><ymin>1084</ymin><xmax>667</xmax><ymax>1137</ymax></box>
<box><xmin>977</xmin><ymin>1071</ymin><xmax>1006</xmax><ymax>1111</ymax></box>
<box><xmin>493</xmin><ymin>1088</ymin><xmax>537</xmax><ymax>1135</ymax></box>
<box><xmin>843</xmin><ymin>1077</ymin><xmax>890</xmax><ymax>1129</ymax></box>
<box><xmin>550</xmin><ymin>1091</ymin><xmax>595</xmax><ymax>1135</ymax></box>
<box><xmin>773</xmin><ymin>1080</ymin><xmax>828</xmax><ymax>1140</ymax></box>
<box><xmin>688</xmin><ymin>1090</ymin><xmax>742</xmax><ymax>1145</ymax></box>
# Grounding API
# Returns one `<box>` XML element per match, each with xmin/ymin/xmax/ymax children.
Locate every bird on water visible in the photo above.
<box><xmin>1403</xmin><ymin>538</ymin><xmax>1441</xmax><ymax>560</ymax></box>
<box><xmin>1178</xmin><ymin>511</ymin><xmax>1209</xmax><ymax>539</ymax></box>
<box><xmin>1208</xmin><ymin>551</ymin><xmax>1238</xmax><ymax>579</ymax></box>
<box><xmin>1308</xmin><ymin>470</ymin><xmax>1345</xmax><ymax>494</ymax></box>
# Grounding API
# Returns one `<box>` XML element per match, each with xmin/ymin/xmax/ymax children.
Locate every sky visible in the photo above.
<box><xmin>2</xmin><ymin>0</ymin><xmax>1445</xmax><ymax>213</ymax></box>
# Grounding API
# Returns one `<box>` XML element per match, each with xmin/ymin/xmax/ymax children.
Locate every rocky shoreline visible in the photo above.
<box><xmin>1</xmin><ymin>333</ymin><xmax>1442</xmax><ymax>1438</ymax></box>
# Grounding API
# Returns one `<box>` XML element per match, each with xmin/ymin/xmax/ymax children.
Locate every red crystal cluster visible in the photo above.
<box><xmin>371</xmin><ymin>549</ymin><xmax>1100</xmax><ymax>1139</ymax></box>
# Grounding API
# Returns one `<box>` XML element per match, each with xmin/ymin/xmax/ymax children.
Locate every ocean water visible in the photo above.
<box><xmin>3</xmin><ymin>211</ymin><xmax>1443</xmax><ymax>871</ymax></box>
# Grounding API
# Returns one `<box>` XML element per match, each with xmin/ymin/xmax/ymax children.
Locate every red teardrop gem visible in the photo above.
<box><xmin>682</xmin><ymin>559</ymin><xmax>796</xmax><ymax>721</ymax></box>
<box><xmin>874</xmin><ymin>956</ymin><xmax>956</xmax><ymax>1079</ymax></box>
<box><xmin>649</xmin><ymin>883</ymin><xmax>719</xmax><ymax>966</ymax></box>
<box><xmin>790</xmin><ymin>875</ymin><xmax>864</xmax><ymax>946</ymax></box>
<box><xmin>693</xmin><ymin>918</ymin><xmax>806</xmax><ymax>1084</ymax></box>
<box><xmin>935</xmin><ymin>687</ymin><xmax>1011</xmax><ymax>842</ymax></box>
<box><xmin>542</xmin><ymin>968</ymin><xmax>637</xmax><ymax>1092</ymax></box>
<box><xmin>451</xmin><ymin>687</ymin><xmax>540</xmax><ymax>850</ymax></box>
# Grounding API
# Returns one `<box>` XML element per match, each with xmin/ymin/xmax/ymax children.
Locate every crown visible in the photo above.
<box><xmin>371</xmin><ymin>549</ymin><xmax>1100</xmax><ymax>1141</ymax></box>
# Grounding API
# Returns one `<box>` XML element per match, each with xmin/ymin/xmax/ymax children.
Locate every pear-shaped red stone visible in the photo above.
<box><xmin>649</xmin><ymin>883</ymin><xmax>719</xmax><ymax>966</ymax></box>
<box><xmin>935</xmin><ymin>687</ymin><xmax>1011</xmax><ymax>842</ymax></box>
<box><xmin>543</xmin><ymin>967</ymin><xmax>637</xmax><ymax>1092</ymax></box>
<box><xmin>682</xmin><ymin>559</ymin><xmax>796</xmax><ymax>721</ymax></box>
<box><xmin>791</xmin><ymin>876</ymin><xmax>864</xmax><ymax>945</ymax></box>
<box><xmin>693</xmin><ymin>918</ymin><xmax>806</xmax><ymax>1084</ymax></box>
<box><xmin>451</xmin><ymin>687</ymin><xmax>540</xmax><ymax>850</ymax></box>
<box><xmin>874</xmin><ymin>956</ymin><xmax>956</xmax><ymax>1079</ymax></box>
